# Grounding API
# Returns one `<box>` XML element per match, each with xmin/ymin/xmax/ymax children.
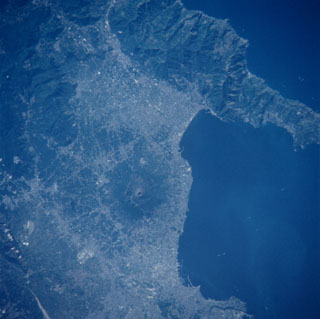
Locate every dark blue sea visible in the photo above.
<box><xmin>182</xmin><ymin>0</ymin><xmax>320</xmax><ymax>112</ymax></box>
<box><xmin>0</xmin><ymin>1</ymin><xmax>319</xmax><ymax>318</ymax></box>
<box><xmin>179</xmin><ymin>1</ymin><xmax>320</xmax><ymax>319</ymax></box>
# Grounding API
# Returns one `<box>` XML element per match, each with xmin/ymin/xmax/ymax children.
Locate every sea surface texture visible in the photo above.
<box><xmin>0</xmin><ymin>0</ymin><xmax>319</xmax><ymax>318</ymax></box>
